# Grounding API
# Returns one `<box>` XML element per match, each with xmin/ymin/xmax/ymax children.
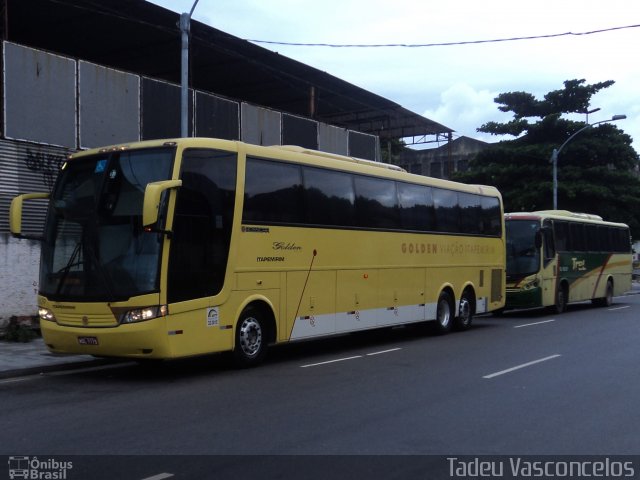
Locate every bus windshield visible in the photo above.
<box><xmin>40</xmin><ymin>147</ymin><xmax>175</xmax><ymax>301</ymax></box>
<box><xmin>506</xmin><ymin>219</ymin><xmax>541</xmax><ymax>278</ymax></box>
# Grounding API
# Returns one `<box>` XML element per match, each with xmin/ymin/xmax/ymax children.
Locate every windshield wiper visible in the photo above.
<box><xmin>55</xmin><ymin>241</ymin><xmax>82</xmax><ymax>296</ymax></box>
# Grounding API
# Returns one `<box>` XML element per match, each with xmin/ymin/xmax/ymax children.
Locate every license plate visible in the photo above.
<box><xmin>77</xmin><ymin>336</ymin><xmax>99</xmax><ymax>346</ymax></box>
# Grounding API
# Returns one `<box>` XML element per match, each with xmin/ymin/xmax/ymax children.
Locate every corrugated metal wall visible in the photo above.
<box><xmin>0</xmin><ymin>139</ymin><xmax>71</xmax><ymax>235</ymax></box>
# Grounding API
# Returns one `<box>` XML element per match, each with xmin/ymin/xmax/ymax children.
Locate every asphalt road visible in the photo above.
<box><xmin>1</xmin><ymin>295</ymin><xmax>639</xmax><ymax>478</ymax></box>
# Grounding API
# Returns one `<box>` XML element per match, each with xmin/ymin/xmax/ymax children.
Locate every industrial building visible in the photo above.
<box><xmin>0</xmin><ymin>0</ymin><xmax>455</xmax><ymax>322</ymax></box>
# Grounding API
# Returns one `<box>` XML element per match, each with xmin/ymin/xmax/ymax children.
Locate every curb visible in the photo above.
<box><xmin>0</xmin><ymin>357</ymin><xmax>122</xmax><ymax>380</ymax></box>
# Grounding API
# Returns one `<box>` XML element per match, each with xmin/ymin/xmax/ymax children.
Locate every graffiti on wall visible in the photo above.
<box><xmin>23</xmin><ymin>147</ymin><xmax>67</xmax><ymax>191</ymax></box>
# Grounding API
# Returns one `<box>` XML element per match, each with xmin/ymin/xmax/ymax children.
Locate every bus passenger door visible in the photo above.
<box><xmin>540</xmin><ymin>222</ymin><xmax>557</xmax><ymax>306</ymax></box>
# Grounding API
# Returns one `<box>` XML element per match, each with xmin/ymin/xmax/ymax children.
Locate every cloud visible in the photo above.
<box><xmin>422</xmin><ymin>83</ymin><xmax>512</xmax><ymax>143</ymax></box>
<box><xmin>419</xmin><ymin>81</ymin><xmax>638</xmax><ymax>154</ymax></box>
<box><xmin>151</xmin><ymin>0</ymin><xmax>639</xmax><ymax>154</ymax></box>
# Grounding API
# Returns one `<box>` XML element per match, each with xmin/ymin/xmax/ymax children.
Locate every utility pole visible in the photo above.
<box><xmin>180</xmin><ymin>0</ymin><xmax>200</xmax><ymax>138</ymax></box>
<box><xmin>550</xmin><ymin>114</ymin><xmax>626</xmax><ymax>210</ymax></box>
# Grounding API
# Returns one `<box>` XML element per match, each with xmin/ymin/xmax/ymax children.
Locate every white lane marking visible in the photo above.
<box><xmin>366</xmin><ymin>348</ymin><xmax>402</xmax><ymax>356</ymax></box>
<box><xmin>483</xmin><ymin>354</ymin><xmax>561</xmax><ymax>379</ymax></box>
<box><xmin>608</xmin><ymin>306</ymin><xmax>630</xmax><ymax>311</ymax></box>
<box><xmin>140</xmin><ymin>474</ymin><xmax>174</xmax><ymax>480</ymax></box>
<box><xmin>514</xmin><ymin>319</ymin><xmax>556</xmax><ymax>329</ymax></box>
<box><xmin>301</xmin><ymin>355</ymin><xmax>362</xmax><ymax>368</ymax></box>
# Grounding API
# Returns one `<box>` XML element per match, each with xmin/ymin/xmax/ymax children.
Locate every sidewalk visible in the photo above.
<box><xmin>2</xmin><ymin>282</ymin><xmax>640</xmax><ymax>379</ymax></box>
<box><xmin>0</xmin><ymin>337</ymin><xmax>106</xmax><ymax>379</ymax></box>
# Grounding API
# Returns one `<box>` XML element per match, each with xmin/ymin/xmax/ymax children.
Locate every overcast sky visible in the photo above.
<box><xmin>149</xmin><ymin>0</ymin><xmax>639</xmax><ymax>153</ymax></box>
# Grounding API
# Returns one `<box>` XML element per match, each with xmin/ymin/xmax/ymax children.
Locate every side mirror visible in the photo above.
<box><xmin>10</xmin><ymin>193</ymin><xmax>50</xmax><ymax>238</ymax></box>
<box><xmin>142</xmin><ymin>180</ymin><xmax>182</xmax><ymax>229</ymax></box>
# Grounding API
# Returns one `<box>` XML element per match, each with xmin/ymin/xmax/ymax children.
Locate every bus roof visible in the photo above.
<box><xmin>505</xmin><ymin>210</ymin><xmax>629</xmax><ymax>228</ymax></box>
<box><xmin>70</xmin><ymin>137</ymin><xmax>502</xmax><ymax>198</ymax></box>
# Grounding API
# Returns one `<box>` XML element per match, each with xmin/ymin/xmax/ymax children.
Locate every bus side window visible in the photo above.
<box><xmin>553</xmin><ymin>221</ymin><xmax>568</xmax><ymax>252</ymax></box>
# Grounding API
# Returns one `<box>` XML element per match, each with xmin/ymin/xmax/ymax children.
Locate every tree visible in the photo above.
<box><xmin>453</xmin><ymin>79</ymin><xmax>640</xmax><ymax>237</ymax></box>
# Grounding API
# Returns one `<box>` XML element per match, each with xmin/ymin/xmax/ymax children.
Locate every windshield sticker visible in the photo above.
<box><xmin>94</xmin><ymin>159</ymin><xmax>107</xmax><ymax>173</ymax></box>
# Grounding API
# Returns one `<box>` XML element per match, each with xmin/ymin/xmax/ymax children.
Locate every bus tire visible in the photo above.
<box><xmin>593</xmin><ymin>279</ymin><xmax>614</xmax><ymax>307</ymax></box>
<box><xmin>232</xmin><ymin>306</ymin><xmax>268</xmax><ymax>368</ymax></box>
<box><xmin>554</xmin><ymin>283</ymin><xmax>568</xmax><ymax>314</ymax></box>
<box><xmin>433</xmin><ymin>290</ymin><xmax>454</xmax><ymax>334</ymax></box>
<box><xmin>453</xmin><ymin>289</ymin><xmax>474</xmax><ymax>331</ymax></box>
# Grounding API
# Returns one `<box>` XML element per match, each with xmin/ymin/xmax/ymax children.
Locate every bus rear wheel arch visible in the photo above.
<box><xmin>232</xmin><ymin>302</ymin><xmax>276</xmax><ymax>368</ymax></box>
<box><xmin>593</xmin><ymin>278</ymin><xmax>614</xmax><ymax>307</ymax></box>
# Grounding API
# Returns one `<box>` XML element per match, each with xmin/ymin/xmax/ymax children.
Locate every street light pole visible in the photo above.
<box><xmin>180</xmin><ymin>0</ymin><xmax>201</xmax><ymax>138</ymax></box>
<box><xmin>550</xmin><ymin>114</ymin><xmax>626</xmax><ymax>210</ymax></box>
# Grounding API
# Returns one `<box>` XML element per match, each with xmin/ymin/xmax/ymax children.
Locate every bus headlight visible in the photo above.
<box><xmin>120</xmin><ymin>305</ymin><xmax>168</xmax><ymax>324</ymax></box>
<box><xmin>522</xmin><ymin>279</ymin><xmax>540</xmax><ymax>290</ymax></box>
<box><xmin>38</xmin><ymin>307</ymin><xmax>56</xmax><ymax>322</ymax></box>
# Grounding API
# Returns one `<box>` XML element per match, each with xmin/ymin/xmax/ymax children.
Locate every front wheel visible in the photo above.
<box><xmin>554</xmin><ymin>283</ymin><xmax>568</xmax><ymax>314</ymax></box>
<box><xmin>232</xmin><ymin>307</ymin><xmax>268</xmax><ymax>367</ymax></box>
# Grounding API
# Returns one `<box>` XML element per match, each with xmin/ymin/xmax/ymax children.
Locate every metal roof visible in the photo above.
<box><xmin>2</xmin><ymin>0</ymin><xmax>453</xmax><ymax>141</ymax></box>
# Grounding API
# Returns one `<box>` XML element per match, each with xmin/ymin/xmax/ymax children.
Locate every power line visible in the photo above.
<box><xmin>247</xmin><ymin>23</ymin><xmax>640</xmax><ymax>48</ymax></box>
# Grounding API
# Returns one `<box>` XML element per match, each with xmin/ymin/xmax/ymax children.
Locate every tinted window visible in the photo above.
<box><xmin>481</xmin><ymin>196</ymin><xmax>502</xmax><ymax>236</ymax></box>
<box><xmin>303</xmin><ymin>166</ymin><xmax>356</xmax><ymax>227</ymax></box>
<box><xmin>240</xmin><ymin>158</ymin><xmax>502</xmax><ymax>237</ymax></box>
<box><xmin>398</xmin><ymin>182</ymin><xmax>435</xmax><ymax>231</ymax></box>
<box><xmin>614</xmin><ymin>227</ymin><xmax>631</xmax><ymax>253</ymax></box>
<box><xmin>434</xmin><ymin>188</ymin><xmax>459</xmax><ymax>233</ymax></box>
<box><xmin>169</xmin><ymin>149</ymin><xmax>237</xmax><ymax>303</ymax></box>
<box><xmin>586</xmin><ymin>225</ymin><xmax>600</xmax><ymax>251</ymax></box>
<box><xmin>459</xmin><ymin>193</ymin><xmax>482</xmax><ymax>235</ymax></box>
<box><xmin>554</xmin><ymin>221</ymin><xmax>569</xmax><ymax>251</ymax></box>
<box><xmin>569</xmin><ymin>222</ymin><xmax>586</xmax><ymax>251</ymax></box>
<box><xmin>354</xmin><ymin>175</ymin><xmax>399</xmax><ymax>229</ymax></box>
<box><xmin>243</xmin><ymin>157</ymin><xmax>303</xmax><ymax>224</ymax></box>
<box><xmin>596</xmin><ymin>226</ymin><xmax>609</xmax><ymax>252</ymax></box>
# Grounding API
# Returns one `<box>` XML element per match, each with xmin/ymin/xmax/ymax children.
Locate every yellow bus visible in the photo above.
<box><xmin>11</xmin><ymin>138</ymin><xmax>505</xmax><ymax>366</ymax></box>
<box><xmin>505</xmin><ymin>210</ymin><xmax>632</xmax><ymax>313</ymax></box>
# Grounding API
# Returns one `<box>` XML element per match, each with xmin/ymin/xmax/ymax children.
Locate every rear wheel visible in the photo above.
<box><xmin>433</xmin><ymin>291</ymin><xmax>454</xmax><ymax>334</ymax></box>
<box><xmin>232</xmin><ymin>306</ymin><xmax>268</xmax><ymax>367</ymax></box>
<box><xmin>453</xmin><ymin>289</ymin><xmax>474</xmax><ymax>331</ymax></box>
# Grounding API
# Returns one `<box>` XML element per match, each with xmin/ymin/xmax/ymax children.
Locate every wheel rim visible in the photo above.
<box><xmin>459</xmin><ymin>297</ymin><xmax>471</xmax><ymax>326</ymax></box>
<box><xmin>606</xmin><ymin>282</ymin><xmax>613</xmax><ymax>303</ymax></box>
<box><xmin>557</xmin><ymin>287</ymin><xmax>566</xmax><ymax>312</ymax></box>
<box><xmin>438</xmin><ymin>298</ymin><xmax>451</xmax><ymax>328</ymax></box>
<box><xmin>238</xmin><ymin>316</ymin><xmax>262</xmax><ymax>358</ymax></box>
